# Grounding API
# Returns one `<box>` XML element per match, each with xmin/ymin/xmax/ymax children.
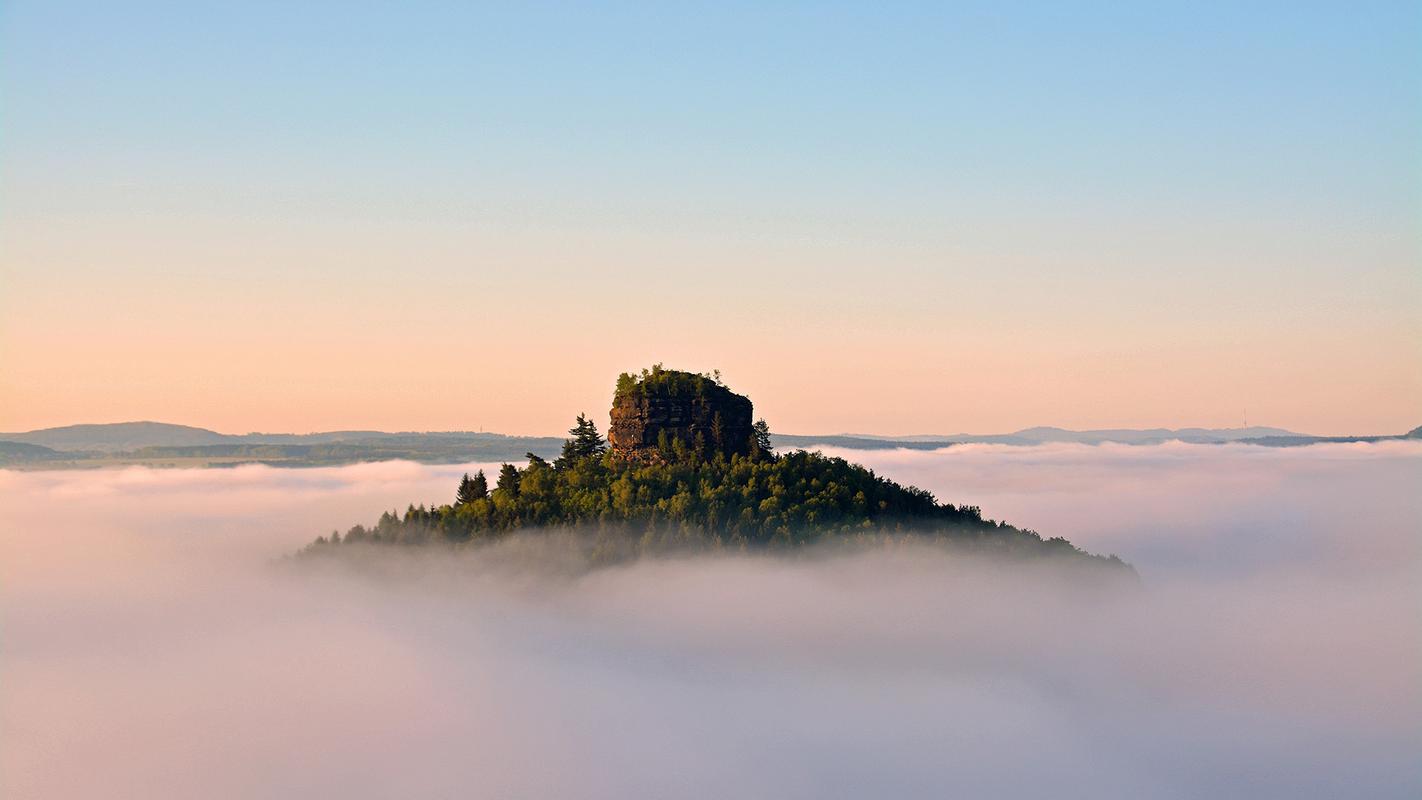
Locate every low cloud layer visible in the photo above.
<box><xmin>2</xmin><ymin>443</ymin><xmax>1419</xmax><ymax>798</ymax></box>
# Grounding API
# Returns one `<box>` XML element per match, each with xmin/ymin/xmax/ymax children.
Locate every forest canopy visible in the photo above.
<box><xmin>301</xmin><ymin>369</ymin><xmax>1127</xmax><ymax>570</ymax></box>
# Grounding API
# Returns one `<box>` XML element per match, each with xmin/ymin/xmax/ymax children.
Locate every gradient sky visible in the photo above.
<box><xmin>2</xmin><ymin>1</ymin><xmax>1418</xmax><ymax>436</ymax></box>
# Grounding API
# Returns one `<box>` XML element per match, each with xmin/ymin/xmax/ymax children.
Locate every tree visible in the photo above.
<box><xmin>558</xmin><ymin>413</ymin><xmax>607</xmax><ymax>467</ymax></box>
<box><xmin>301</xmin><ymin>440</ymin><xmax>1121</xmax><ymax>571</ymax></box>
<box><xmin>752</xmin><ymin>418</ymin><xmax>773</xmax><ymax>458</ymax></box>
<box><xmin>496</xmin><ymin>463</ymin><xmax>521</xmax><ymax>497</ymax></box>
<box><xmin>616</xmin><ymin>372</ymin><xmax>637</xmax><ymax>397</ymax></box>
<box><xmin>456</xmin><ymin>470</ymin><xmax>488</xmax><ymax>505</ymax></box>
<box><xmin>296</xmin><ymin>367</ymin><xmax>1125</xmax><ymax>571</ymax></box>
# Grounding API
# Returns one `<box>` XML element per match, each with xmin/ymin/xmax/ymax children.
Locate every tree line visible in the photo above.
<box><xmin>302</xmin><ymin>412</ymin><xmax>1117</xmax><ymax>568</ymax></box>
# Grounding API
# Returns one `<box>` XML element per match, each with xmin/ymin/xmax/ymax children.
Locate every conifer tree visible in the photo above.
<box><xmin>496</xmin><ymin>463</ymin><xmax>521</xmax><ymax>497</ymax></box>
<box><xmin>752</xmin><ymin>418</ymin><xmax>774</xmax><ymax>459</ymax></box>
<box><xmin>455</xmin><ymin>473</ymin><xmax>475</xmax><ymax>505</ymax></box>
<box><xmin>557</xmin><ymin>413</ymin><xmax>608</xmax><ymax>467</ymax></box>
<box><xmin>456</xmin><ymin>470</ymin><xmax>488</xmax><ymax>504</ymax></box>
<box><xmin>572</xmin><ymin>413</ymin><xmax>607</xmax><ymax>457</ymax></box>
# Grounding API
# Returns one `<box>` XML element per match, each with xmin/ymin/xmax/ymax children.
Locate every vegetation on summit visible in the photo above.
<box><xmin>301</xmin><ymin>368</ymin><xmax>1127</xmax><ymax>569</ymax></box>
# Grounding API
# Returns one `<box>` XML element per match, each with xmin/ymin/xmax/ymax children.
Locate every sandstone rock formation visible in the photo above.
<box><xmin>609</xmin><ymin>368</ymin><xmax>754</xmax><ymax>462</ymax></box>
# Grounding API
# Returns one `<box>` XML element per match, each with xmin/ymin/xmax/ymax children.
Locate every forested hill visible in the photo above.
<box><xmin>0</xmin><ymin>425</ymin><xmax>565</xmax><ymax>468</ymax></box>
<box><xmin>8</xmin><ymin>418</ymin><xmax>1413</xmax><ymax>469</ymax></box>
<box><xmin>299</xmin><ymin>367</ymin><xmax>1132</xmax><ymax>572</ymax></box>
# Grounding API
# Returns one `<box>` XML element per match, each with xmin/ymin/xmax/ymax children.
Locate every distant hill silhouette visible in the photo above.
<box><xmin>0</xmin><ymin>422</ymin><xmax>565</xmax><ymax>467</ymax></box>
<box><xmin>1238</xmin><ymin>429</ymin><xmax>1422</xmax><ymax>447</ymax></box>
<box><xmin>0</xmin><ymin>421</ymin><xmax>231</xmax><ymax>451</ymax></box>
<box><xmin>3</xmin><ymin>419</ymin><xmax>1417</xmax><ymax>468</ymax></box>
<box><xmin>812</xmin><ymin>426</ymin><xmax>1305</xmax><ymax>446</ymax></box>
<box><xmin>0</xmin><ymin>441</ymin><xmax>64</xmax><ymax>461</ymax></box>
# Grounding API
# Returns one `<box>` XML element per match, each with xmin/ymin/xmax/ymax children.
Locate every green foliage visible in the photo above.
<box><xmin>752</xmin><ymin>418</ymin><xmax>773</xmax><ymax>458</ymax></box>
<box><xmin>496</xmin><ymin>463</ymin><xmax>521</xmax><ymax>497</ymax></box>
<box><xmin>613</xmin><ymin>363</ymin><xmax>725</xmax><ymax>402</ymax></box>
<box><xmin>300</xmin><ymin>369</ymin><xmax>1123</xmax><ymax>570</ymax></box>
<box><xmin>455</xmin><ymin>471</ymin><xmax>488</xmax><ymax>505</ymax></box>
<box><xmin>557</xmin><ymin>413</ymin><xmax>607</xmax><ymax>467</ymax></box>
<box><xmin>615</xmin><ymin>372</ymin><xmax>637</xmax><ymax>397</ymax></box>
<box><xmin>301</xmin><ymin>445</ymin><xmax>1113</xmax><ymax>566</ymax></box>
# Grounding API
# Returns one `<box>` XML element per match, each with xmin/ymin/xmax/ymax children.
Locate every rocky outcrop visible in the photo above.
<box><xmin>609</xmin><ymin>370</ymin><xmax>754</xmax><ymax>462</ymax></box>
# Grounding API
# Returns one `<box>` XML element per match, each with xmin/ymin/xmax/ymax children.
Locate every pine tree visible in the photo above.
<box><xmin>752</xmin><ymin>418</ymin><xmax>774</xmax><ymax>459</ymax></box>
<box><xmin>557</xmin><ymin>413</ymin><xmax>607</xmax><ymax>467</ymax></box>
<box><xmin>456</xmin><ymin>470</ymin><xmax>488</xmax><ymax>505</ymax></box>
<box><xmin>573</xmin><ymin>413</ymin><xmax>607</xmax><ymax>457</ymax></box>
<box><xmin>496</xmin><ymin>463</ymin><xmax>521</xmax><ymax>497</ymax></box>
<box><xmin>455</xmin><ymin>473</ymin><xmax>475</xmax><ymax>505</ymax></box>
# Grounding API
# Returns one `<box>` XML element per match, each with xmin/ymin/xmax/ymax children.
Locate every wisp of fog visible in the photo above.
<box><xmin>2</xmin><ymin>443</ymin><xmax>1418</xmax><ymax>798</ymax></box>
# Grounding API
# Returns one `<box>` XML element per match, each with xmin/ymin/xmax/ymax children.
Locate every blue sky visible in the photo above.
<box><xmin>1</xmin><ymin>1</ymin><xmax>1418</xmax><ymax>434</ymax></box>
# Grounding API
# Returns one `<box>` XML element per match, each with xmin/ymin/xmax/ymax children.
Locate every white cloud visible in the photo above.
<box><xmin>2</xmin><ymin>443</ymin><xmax>1418</xmax><ymax>799</ymax></box>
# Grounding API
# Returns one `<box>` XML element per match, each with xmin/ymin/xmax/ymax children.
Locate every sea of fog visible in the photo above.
<box><xmin>2</xmin><ymin>442</ymin><xmax>1419</xmax><ymax>798</ymax></box>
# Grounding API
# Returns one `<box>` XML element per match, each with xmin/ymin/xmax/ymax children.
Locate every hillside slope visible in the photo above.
<box><xmin>300</xmin><ymin>367</ymin><xmax>1130</xmax><ymax>572</ymax></box>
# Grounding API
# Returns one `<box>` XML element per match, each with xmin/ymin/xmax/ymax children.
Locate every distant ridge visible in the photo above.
<box><xmin>0</xmin><ymin>422</ymin><xmax>565</xmax><ymax>467</ymax></box>
<box><xmin>2</xmin><ymin>421</ymin><xmax>1417</xmax><ymax>468</ymax></box>
<box><xmin>808</xmin><ymin>426</ymin><xmax>1306</xmax><ymax>447</ymax></box>
<box><xmin>0</xmin><ymin>440</ymin><xmax>64</xmax><ymax>461</ymax></box>
<box><xmin>0</xmin><ymin>422</ymin><xmax>561</xmax><ymax>452</ymax></box>
<box><xmin>0</xmin><ymin>421</ymin><xmax>230</xmax><ymax>452</ymax></box>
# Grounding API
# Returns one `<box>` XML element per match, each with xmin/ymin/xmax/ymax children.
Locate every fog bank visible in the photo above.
<box><xmin>3</xmin><ymin>443</ymin><xmax>1419</xmax><ymax>798</ymax></box>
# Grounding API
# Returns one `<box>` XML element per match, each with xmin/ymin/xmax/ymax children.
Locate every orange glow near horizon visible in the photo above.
<box><xmin>2</xmin><ymin>213</ymin><xmax>1417</xmax><ymax>437</ymax></box>
<box><xmin>2</xmin><ymin>2</ymin><xmax>1417</xmax><ymax>438</ymax></box>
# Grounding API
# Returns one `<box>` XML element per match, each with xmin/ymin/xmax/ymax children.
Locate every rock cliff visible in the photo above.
<box><xmin>609</xmin><ymin>368</ymin><xmax>754</xmax><ymax>462</ymax></box>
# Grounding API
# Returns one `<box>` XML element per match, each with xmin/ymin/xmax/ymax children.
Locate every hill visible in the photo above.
<box><xmin>300</xmin><ymin>367</ymin><xmax>1130</xmax><ymax>571</ymax></box>
<box><xmin>835</xmin><ymin>426</ymin><xmax>1304</xmax><ymax>446</ymax></box>
<box><xmin>1239</xmin><ymin>430</ymin><xmax>1422</xmax><ymax>447</ymax></box>
<box><xmin>6</xmin><ymin>419</ymin><xmax>1412</xmax><ymax>470</ymax></box>
<box><xmin>770</xmin><ymin>434</ymin><xmax>960</xmax><ymax>451</ymax></box>
<box><xmin>0</xmin><ymin>423</ymin><xmax>566</xmax><ymax>468</ymax></box>
<box><xmin>0</xmin><ymin>421</ymin><xmax>230</xmax><ymax>452</ymax></box>
<box><xmin>0</xmin><ymin>441</ymin><xmax>66</xmax><ymax>464</ymax></box>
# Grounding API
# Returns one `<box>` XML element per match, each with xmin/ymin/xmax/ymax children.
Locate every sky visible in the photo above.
<box><xmin>1</xmin><ymin>1</ymin><xmax>1418</xmax><ymax>436</ymax></box>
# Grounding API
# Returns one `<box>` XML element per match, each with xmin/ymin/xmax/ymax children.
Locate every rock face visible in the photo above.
<box><xmin>609</xmin><ymin>369</ymin><xmax>754</xmax><ymax>462</ymax></box>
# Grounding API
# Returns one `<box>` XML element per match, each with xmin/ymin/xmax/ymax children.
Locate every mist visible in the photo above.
<box><xmin>3</xmin><ymin>443</ymin><xmax>1419</xmax><ymax>798</ymax></box>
